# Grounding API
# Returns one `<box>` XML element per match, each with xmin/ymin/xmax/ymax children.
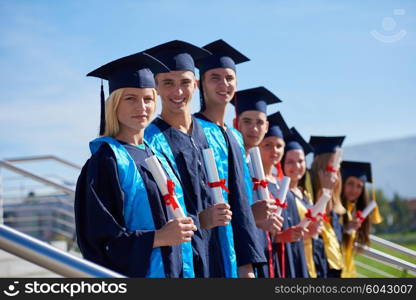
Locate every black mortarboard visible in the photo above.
<box><xmin>87</xmin><ymin>52</ymin><xmax>169</xmax><ymax>135</ymax></box>
<box><xmin>341</xmin><ymin>161</ymin><xmax>372</xmax><ymax>183</ymax></box>
<box><xmin>195</xmin><ymin>39</ymin><xmax>250</xmax><ymax>74</ymax></box>
<box><xmin>144</xmin><ymin>40</ymin><xmax>211</xmax><ymax>74</ymax></box>
<box><xmin>309</xmin><ymin>136</ymin><xmax>346</xmax><ymax>155</ymax></box>
<box><xmin>285</xmin><ymin>127</ymin><xmax>314</xmax><ymax>155</ymax></box>
<box><xmin>231</xmin><ymin>87</ymin><xmax>282</xmax><ymax>116</ymax></box>
<box><xmin>264</xmin><ymin>111</ymin><xmax>291</xmax><ymax>139</ymax></box>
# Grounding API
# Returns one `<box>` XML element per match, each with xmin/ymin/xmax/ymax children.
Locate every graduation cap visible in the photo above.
<box><xmin>231</xmin><ymin>86</ymin><xmax>282</xmax><ymax>116</ymax></box>
<box><xmin>144</xmin><ymin>40</ymin><xmax>211</xmax><ymax>74</ymax></box>
<box><xmin>195</xmin><ymin>39</ymin><xmax>250</xmax><ymax>74</ymax></box>
<box><xmin>341</xmin><ymin>161</ymin><xmax>372</xmax><ymax>183</ymax></box>
<box><xmin>264</xmin><ymin>111</ymin><xmax>291</xmax><ymax>139</ymax></box>
<box><xmin>285</xmin><ymin>127</ymin><xmax>314</xmax><ymax>155</ymax></box>
<box><xmin>87</xmin><ymin>52</ymin><xmax>170</xmax><ymax>135</ymax></box>
<box><xmin>309</xmin><ymin>136</ymin><xmax>345</xmax><ymax>155</ymax></box>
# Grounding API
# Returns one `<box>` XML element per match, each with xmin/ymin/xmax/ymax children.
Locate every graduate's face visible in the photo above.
<box><xmin>283</xmin><ymin>149</ymin><xmax>306</xmax><ymax>183</ymax></box>
<box><xmin>202</xmin><ymin>68</ymin><xmax>236</xmax><ymax>105</ymax></box>
<box><xmin>259</xmin><ymin>136</ymin><xmax>285</xmax><ymax>167</ymax></box>
<box><xmin>238</xmin><ymin>111</ymin><xmax>269</xmax><ymax>149</ymax></box>
<box><xmin>116</xmin><ymin>88</ymin><xmax>156</xmax><ymax>132</ymax></box>
<box><xmin>155</xmin><ymin>70</ymin><xmax>197</xmax><ymax>115</ymax></box>
<box><xmin>343</xmin><ymin>176</ymin><xmax>364</xmax><ymax>203</ymax></box>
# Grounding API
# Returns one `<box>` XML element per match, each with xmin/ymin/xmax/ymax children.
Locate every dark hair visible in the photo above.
<box><xmin>341</xmin><ymin>176</ymin><xmax>371</xmax><ymax>249</ymax></box>
<box><xmin>199</xmin><ymin>76</ymin><xmax>206</xmax><ymax>112</ymax></box>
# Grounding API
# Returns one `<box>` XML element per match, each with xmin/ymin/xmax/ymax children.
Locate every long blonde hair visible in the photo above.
<box><xmin>102</xmin><ymin>88</ymin><xmax>157</xmax><ymax>137</ymax></box>
<box><xmin>310</xmin><ymin>153</ymin><xmax>346</xmax><ymax>215</ymax></box>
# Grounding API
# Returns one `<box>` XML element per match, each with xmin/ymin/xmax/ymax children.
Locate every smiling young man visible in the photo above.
<box><xmin>143</xmin><ymin>40</ymin><xmax>247</xmax><ymax>278</ymax></box>
<box><xmin>194</xmin><ymin>40</ymin><xmax>280</xmax><ymax>277</ymax></box>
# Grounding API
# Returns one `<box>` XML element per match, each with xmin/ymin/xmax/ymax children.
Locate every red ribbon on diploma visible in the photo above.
<box><xmin>163</xmin><ymin>180</ymin><xmax>179</xmax><ymax>210</ymax></box>
<box><xmin>208</xmin><ymin>178</ymin><xmax>229</xmax><ymax>193</ymax></box>
<box><xmin>317</xmin><ymin>212</ymin><xmax>330</xmax><ymax>223</ymax></box>
<box><xmin>252</xmin><ymin>178</ymin><xmax>268</xmax><ymax>191</ymax></box>
<box><xmin>305</xmin><ymin>209</ymin><xmax>317</xmax><ymax>222</ymax></box>
<box><xmin>356</xmin><ymin>210</ymin><xmax>366</xmax><ymax>222</ymax></box>
<box><xmin>270</xmin><ymin>194</ymin><xmax>288</xmax><ymax>209</ymax></box>
<box><xmin>325</xmin><ymin>164</ymin><xmax>338</xmax><ymax>173</ymax></box>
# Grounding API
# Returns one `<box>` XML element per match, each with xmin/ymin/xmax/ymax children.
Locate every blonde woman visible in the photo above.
<box><xmin>309</xmin><ymin>136</ymin><xmax>346</xmax><ymax>278</ymax></box>
<box><xmin>281</xmin><ymin>127</ymin><xmax>323</xmax><ymax>278</ymax></box>
<box><xmin>75</xmin><ymin>52</ymin><xmax>196</xmax><ymax>278</ymax></box>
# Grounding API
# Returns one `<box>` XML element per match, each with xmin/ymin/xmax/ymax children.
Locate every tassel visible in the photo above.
<box><xmin>370</xmin><ymin>181</ymin><xmax>383</xmax><ymax>224</ymax></box>
<box><xmin>99</xmin><ymin>80</ymin><xmax>105</xmax><ymax>136</ymax></box>
<box><xmin>304</xmin><ymin>169</ymin><xmax>315</xmax><ymax>204</ymax></box>
<box><xmin>276</xmin><ymin>162</ymin><xmax>284</xmax><ymax>180</ymax></box>
<box><xmin>233</xmin><ymin>94</ymin><xmax>238</xmax><ymax>129</ymax></box>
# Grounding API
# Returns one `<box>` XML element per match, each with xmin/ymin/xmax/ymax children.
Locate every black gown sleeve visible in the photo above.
<box><xmin>226</xmin><ymin>131</ymin><xmax>267</xmax><ymax>267</ymax></box>
<box><xmin>74</xmin><ymin>145</ymin><xmax>155</xmax><ymax>277</ymax></box>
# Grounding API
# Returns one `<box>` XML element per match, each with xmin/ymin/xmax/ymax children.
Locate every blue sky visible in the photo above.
<box><xmin>0</xmin><ymin>0</ymin><xmax>415</xmax><ymax>165</ymax></box>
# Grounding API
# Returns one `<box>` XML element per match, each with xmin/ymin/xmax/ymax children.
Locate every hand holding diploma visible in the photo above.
<box><xmin>200</xmin><ymin>148</ymin><xmax>232</xmax><ymax>229</ymax></box>
<box><xmin>249</xmin><ymin>147</ymin><xmax>280</xmax><ymax>231</ymax></box>
<box><xmin>299</xmin><ymin>188</ymin><xmax>332</xmax><ymax>229</ymax></box>
<box><xmin>202</xmin><ymin>148</ymin><xmax>228</xmax><ymax>204</ymax></box>
<box><xmin>275</xmin><ymin>176</ymin><xmax>291</xmax><ymax>217</ymax></box>
<box><xmin>345</xmin><ymin>200</ymin><xmax>377</xmax><ymax>234</ymax></box>
<box><xmin>145</xmin><ymin>155</ymin><xmax>185</xmax><ymax>219</ymax></box>
<box><xmin>153</xmin><ymin>218</ymin><xmax>197</xmax><ymax>247</ymax></box>
<box><xmin>249</xmin><ymin>147</ymin><xmax>270</xmax><ymax>201</ymax></box>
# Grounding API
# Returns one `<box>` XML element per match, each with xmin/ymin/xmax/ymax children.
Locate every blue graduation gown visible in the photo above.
<box><xmin>144</xmin><ymin>116</ymin><xmax>216</xmax><ymax>277</ymax></box>
<box><xmin>327</xmin><ymin>211</ymin><xmax>343</xmax><ymax>278</ymax></box>
<box><xmin>194</xmin><ymin>113</ymin><xmax>266</xmax><ymax>270</ymax></box>
<box><xmin>74</xmin><ymin>142</ymin><xmax>183</xmax><ymax>277</ymax></box>
<box><xmin>249</xmin><ymin>180</ymin><xmax>281</xmax><ymax>278</ymax></box>
<box><xmin>278</xmin><ymin>189</ymin><xmax>309</xmax><ymax>278</ymax></box>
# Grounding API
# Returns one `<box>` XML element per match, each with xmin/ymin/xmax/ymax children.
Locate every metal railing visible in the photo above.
<box><xmin>0</xmin><ymin>224</ymin><xmax>124</xmax><ymax>278</ymax></box>
<box><xmin>4</xmin><ymin>155</ymin><xmax>81</xmax><ymax>170</ymax></box>
<box><xmin>370</xmin><ymin>234</ymin><xmax>416</xmax><ymax>260</ymax></box>
<box><xmin>356</xmin><ymin>236</ymin><xmax>416</xmax><ymax>277</ymax></box>
<box><xmin>358</xmin><ymin>244</ymin><xmax>416</xmax><ymax>273</ymax></box>
<box><xmin>0</xmin><ymin>160</ymin><xmax>75</xmax><ymax>195</ymax></box>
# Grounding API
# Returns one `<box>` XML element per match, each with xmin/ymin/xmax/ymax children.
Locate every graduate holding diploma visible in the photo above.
<box><xmin>281</xmin><ymin>127</ymin><xmax>323</xmax><ymax>278</ymax></box>
<box><xmin>340</xmin><ymin>161</ymin><xmax>383</xmax><ymax>277</ymax></box>
<box><xmin>309</xmin><ymin>135</ymin><xmax>347</xmax><ymax>277</ymax></box>
<box><xmin>74</xmin><ymin>52</ymin><xmax>196</xmax><ymax>278</ymax></box>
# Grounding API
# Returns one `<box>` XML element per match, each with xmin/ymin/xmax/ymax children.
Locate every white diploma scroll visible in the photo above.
<box><xmin>345</xmin><ymin>200</ymin><xmax>377</xmax><ymax>234</ymax></box>
<box><xmin>248</xmin><ymin>146</ymin><xmax>270</xmax><ymax>201</ymax></box>
<box><xmin>202</xmin><ymin>148</ymin><xmax>225</xmax><ymax>204</ymax></box>
<box><xmin>332</xmin><ymin>147</ymin><xmax>343</xmax><ymax>170</ymax></box>
<box><xmin>275</xmin><ymin>176</ymin><xmax>291</xmax><ymax>216</ymax></box>
<box><xmin>299</xmin><ymin>188</ymin><xmax>332</xmax><ymax>229</ymax></box>
<box><xmin>145</xmin><ymin>155</ymin><xmax>185</xmax><ymax>219</ymax></box>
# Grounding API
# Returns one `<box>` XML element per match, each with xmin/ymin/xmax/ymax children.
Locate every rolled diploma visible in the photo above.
<box><xmin>332</xmin><ymin>147</ymin><xmax>343</xmax><ymax>170</ymax></box>
<box><xmin>299</xmin><ymin>188</ymin><xmax>332</xmax><ymax>229</ymax></box>
<box><xmin>202</xmin><ymin>148</ymin><xmax>224</xmax><ymax>204</ymax></box>
<box><xmin>276</xmin><ymin>176</ymin><xmax>291</xmax><ymax>216</ymax></box>
<box><xmin>247</xmin><ymin>155</ymin><xmax>255</xmax><ymax>178</ymax></box>
<box><xmin>361</xmin><ymin>200</ymin><xmax>377</xmax><ymax>218</ymax></box>
<box><xmin>248</xmin><ymin>147</ymin><xmax>270</xmax><ymax>200</ymax></box>
<box><xmin>345</xmin><ymin>200</ymin><xmax>377</xmax><ymax>234</ymax></box>
<box><xmin>145</xmin><ymin>155</ymin><xmax>185</xmax><ymax>218</ymax></box>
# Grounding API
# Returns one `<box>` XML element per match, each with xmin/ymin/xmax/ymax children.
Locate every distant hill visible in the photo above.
<box><xmin>343</xmin><ymin>135</ymin><xmax>416</xmax><ymax>199</ymax></box>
